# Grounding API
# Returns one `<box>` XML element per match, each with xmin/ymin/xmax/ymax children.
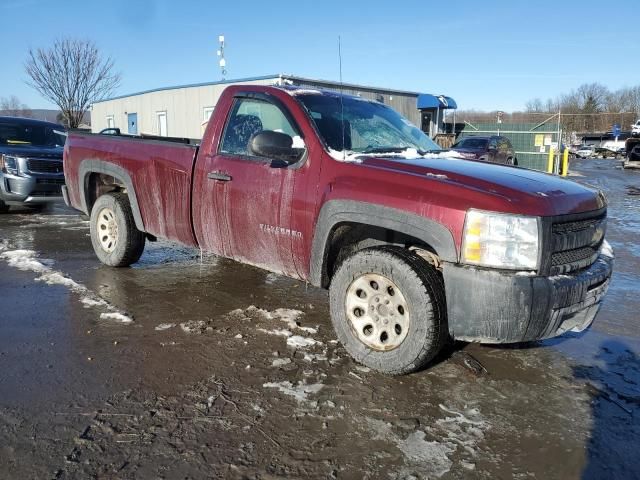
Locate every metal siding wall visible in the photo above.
<box><xmin>91</xmin><ymin>77</ymin><xmax>421</xmax><ymax>137</ymax></box>
<box><xmin>91</xmin><ymin>78</ymin><xmax>279</xmax><ymax>139</ymax></box>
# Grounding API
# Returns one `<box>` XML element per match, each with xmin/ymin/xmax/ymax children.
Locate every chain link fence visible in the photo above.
<box><xmin>443</xmin><ymin>110</ymin><xmax>638</xmax><ymax>171</ymax></box>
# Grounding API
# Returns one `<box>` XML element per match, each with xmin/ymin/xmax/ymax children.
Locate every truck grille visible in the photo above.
<box><xmin>31</xmin><ymin>189</ymin><xmax>62</xmax><ymax>197</ymax></box>
<box><xmin>26</xmin><ymin>159</ymin><xmax>64</xmax><ymax>174</ymax></box>
<box><xmin>548</xmin><ymin>209</ymin><xmax>606</xmax><ymax>275</ymax></box>
<box><xmin>35</xmin><ymin>178</ymin><xmax>66</xmax><ymax>185</ymax></box>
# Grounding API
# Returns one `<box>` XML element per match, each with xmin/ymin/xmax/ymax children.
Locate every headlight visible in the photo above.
<box><xmin>462</xmin><ymin>210</ymin><xmax>540</xmax><ymax>270</ymax></box>
<box><xmin>0</xmin><ymin>155</ymin><xmax>20</xmax><ymax>175</ymax></box>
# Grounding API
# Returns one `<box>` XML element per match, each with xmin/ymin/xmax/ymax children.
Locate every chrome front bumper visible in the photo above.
<box><xmin>0</xmin><ymin>172</ymin><xmax>64</xmax><ymax>205</ymax></box>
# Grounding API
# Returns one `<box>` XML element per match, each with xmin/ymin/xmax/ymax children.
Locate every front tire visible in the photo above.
<box><xmin>0</xmin><ymin>200</ymin><xmax>9</xmax><ymax>214</ymax></box>
<box><xmin>90</xmin><ymin>192</ymin><xmax>145</xmax><ymax>267</ymax></box>
<box><xmin>329</xmin><ymin>246</ymin><xmax>447</xmax><ymax>375</ymax></box>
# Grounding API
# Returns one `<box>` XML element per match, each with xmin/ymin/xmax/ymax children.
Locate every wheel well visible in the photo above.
<box><xmin>85</xmin><ymin>172</ymin><xmax>126</xmax><ymax>214</ymax></box>
<box><xmin>321</xmin><ymin>222</ymin><xmax>439</xmax><ymax>288</ymax></box>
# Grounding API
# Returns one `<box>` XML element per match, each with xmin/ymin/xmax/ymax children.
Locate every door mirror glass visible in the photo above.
<box><xmin>249</xmin><ymin>131</ymin><xmax>303</xmax><ymax>164</ymax></box>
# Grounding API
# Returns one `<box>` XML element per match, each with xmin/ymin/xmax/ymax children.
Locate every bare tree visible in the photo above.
<box><xmin>0</xmin><ymin>95</ymin><xmax>32</xmax><ymax>118</ymax></box>
<box><xmin>525</xmin><ymin>98</ymin><xmax>544</xmax><ymax>113</ymax></box>
<box><xmin>25</xmin><ymin>38</ymin><xmax>120</xmax><ymax>128</ymax></box>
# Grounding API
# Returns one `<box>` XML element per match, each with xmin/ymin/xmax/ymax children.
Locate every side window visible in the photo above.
<box><xmin>220</xmin><ymin>98</ymin><xmax>300</xmax><ymax>157</ymax></box>
<box><xmin>203</xmin><ymin>106</ymin><xmax>215</xmax><ymax>122</ymax></box>
<box><xmin>489</xmin><ymin>138</ymin><xmax>498</xmax><ymax>149</ymax></box>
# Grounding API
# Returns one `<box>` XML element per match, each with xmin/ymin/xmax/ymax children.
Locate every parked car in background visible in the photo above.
<box><xmin>625</xmin><ymin>138</ymin><xmax>640</xmax><ymax>169</ymax></box>
<box><xmin>576</xmin><ymin>145</ymin><xmax>596</xmax><ymax>158</ymax></box>
<box><xmin>63</xmin><ymin>84</ymin><xmax>612</xmax><ymax>375</ymax></box>
<box><xmin>0</xmin><ymin>117</ymin><xmax>66</xmax><ymax>213</ymax></box>
<box><xmin>632</xmin><ymin>119</ymin><xmax>640</xmax><ymax>137</ymax></box>
<box><xmin>449</xmin><ymin>135</ymin><xmax>517</xmax><ymax>165</ymax></box>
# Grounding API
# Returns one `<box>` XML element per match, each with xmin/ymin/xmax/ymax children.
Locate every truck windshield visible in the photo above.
<box><xmin>296</xmin><ymin>93</ymin><xmax>441</xmax><ymax>155</ymax></box>
<box><xmin>0</xmin><ymin>121</ymin><xmax>66</xmax><ymax>147</ymax></box>
<box><xmin>454</xmin><ymin>138</ymin><xmax>488</xmax><ymax>149</ymax></box>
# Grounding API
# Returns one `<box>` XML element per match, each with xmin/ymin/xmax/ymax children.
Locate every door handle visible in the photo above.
<box><xmin>207</xmin><ymin>171</ymin><xmax>232</xmax><ymax>182</ymax></box>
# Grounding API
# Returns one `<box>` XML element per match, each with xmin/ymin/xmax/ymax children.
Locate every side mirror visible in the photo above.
<box><xmin>249</xmin><ymin>131</ymin><xmax>302</xmax><ymax>165</ymax></box>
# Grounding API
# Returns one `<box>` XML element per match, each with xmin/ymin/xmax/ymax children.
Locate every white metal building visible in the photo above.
<box><xmin>91</xmin><ymin>74</ymin><xmax>433</xmax><ymax>140</ymax></box>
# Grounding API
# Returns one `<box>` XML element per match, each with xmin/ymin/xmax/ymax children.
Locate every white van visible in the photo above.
<box><xmin>632</xmin><ymin>119</ymin><xmax>640</xmax><ymax>136</ymax></box>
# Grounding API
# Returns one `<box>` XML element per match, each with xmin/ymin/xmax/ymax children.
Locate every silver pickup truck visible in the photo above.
<box><xmin>0</xmin><ymin>116</ymin><xmax>66</xmax><ymax>212</ymax></box>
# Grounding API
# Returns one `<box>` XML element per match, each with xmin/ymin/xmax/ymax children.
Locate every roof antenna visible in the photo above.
<box><xmin>217</xmin><ymin>35</ymin><xmax>227</xmax><ymax>80</ymax></box>
<box><xmin>338</xmin><ymin>35</ymin><xmax>346</xmax><ymax>160</ymax></box>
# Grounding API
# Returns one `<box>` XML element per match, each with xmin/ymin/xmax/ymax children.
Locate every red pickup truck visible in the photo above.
<box><xmin>63</xmin><ymin>85</ymin><xmax>613</xmax><ymax>374</ymax></box>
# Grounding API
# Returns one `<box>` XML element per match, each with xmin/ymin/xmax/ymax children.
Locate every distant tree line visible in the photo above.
<box><xmin>525</xmin><ymin>83</ymin><xmax>640</xmax><ymax>133</ymax></box>
<box><xmin>0</xmin><ymin>95</ymin><xmax>32</xmax><ymax>118</ymax></box>
<box><xmin>453</xmin><ymin>83</ymin><xmax>640</xmax><ymax>135</ymax></box>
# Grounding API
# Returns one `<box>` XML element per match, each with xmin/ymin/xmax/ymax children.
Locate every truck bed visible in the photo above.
<box><xmin>64</xmin><ymin>131</ymin><xmax>199</xmax><ymax>247</ymax></box>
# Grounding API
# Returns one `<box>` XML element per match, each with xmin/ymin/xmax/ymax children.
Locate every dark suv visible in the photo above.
<box><xmin>450</xmin><ymin>135</ymin><xmax>517</xmax><ymax>165</ymax></box>
<box><xmin>0</xmin><ymin>116</ymin><xmax>66</xmax><ymax>212</ymax></box>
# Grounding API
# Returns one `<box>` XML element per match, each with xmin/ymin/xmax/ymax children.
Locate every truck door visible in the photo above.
<box><xmin>204</xmin><ymin>95</ymin><xmax>304</xmax><ymax>277</ymax></box>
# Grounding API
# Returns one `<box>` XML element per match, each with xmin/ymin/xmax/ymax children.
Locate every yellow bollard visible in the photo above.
<box><xmin>547</xmin><ymin>147</ymin><xmax>555</xmax><ymax>174</ymax></box>
<box><xmin>561</xmin><ymin>148</ymin><xmax>569</xmax><ymax>176</ymax></box>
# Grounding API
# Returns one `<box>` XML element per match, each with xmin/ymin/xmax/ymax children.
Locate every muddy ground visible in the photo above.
<box><xmin>0</xmin><ymin>158</ymin><xmax>639</xmax><ymax>480</ymax></box>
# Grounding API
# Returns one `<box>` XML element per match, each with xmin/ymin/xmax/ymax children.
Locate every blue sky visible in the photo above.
<box><xmin>2</xmin><ymin>0</ymin><xmax>638</xmax><ymax>112</ymax></box>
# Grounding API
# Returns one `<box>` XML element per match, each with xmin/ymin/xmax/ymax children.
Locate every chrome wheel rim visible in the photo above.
<box><xmin>96</xmin><ymin>207</ymin><xmax>118</xmax><ymax>253</ymax></box>
<box><xmin>345</xmin><ymin>273</ymin><xmax>410</xmax><ymax>351</ymax></box>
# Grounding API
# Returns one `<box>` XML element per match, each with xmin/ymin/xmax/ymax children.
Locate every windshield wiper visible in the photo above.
<box><xmin>361</xmin><ymin>146</ymin><xmax>409</xmax><ymax>154</ymax></box>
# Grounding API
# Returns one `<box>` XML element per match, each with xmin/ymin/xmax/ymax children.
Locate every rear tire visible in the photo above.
<box><xmin>329</xmin><ymin>246</ymin><xmax>448</xmax><ymax>375</ymax></box>
<box><xmin>90</xmin><ymin>192</ymin><xmax>145</xmax><ymax>267</ymax></box>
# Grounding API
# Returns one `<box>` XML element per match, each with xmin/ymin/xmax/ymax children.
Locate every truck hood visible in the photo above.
<box><xmin>0</xmin><ymin>145</ymin><xmax>63</xmax><ymax>159</ymax></box>
<box><xmin>361</xmin><ymin>156</ymin><xmax>605</xmax><ymax>216</ymax></box>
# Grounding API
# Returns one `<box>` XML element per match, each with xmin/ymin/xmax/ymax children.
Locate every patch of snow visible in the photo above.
<box><xmin>180</xmin><ymin>320</ymin><xmax>210</xmax><ymax>334</ymax></box>
<box><xmin>81</xmin><ymin>297</ymin><xmax>108</xmax><ymax>308</ymax></box>
<box><xmin>0</xmin><ymin>248</ymin><xmax>132</xmax><ymax>323</ymax></box>
<box><xmin>0</xmin><ymin>249</ymin><xmax>49</xmax><ymax>273</ymax></box>
<box><xmin>287</xmin><ymin>335</ymin><xmax>322</xmax><ymax>348</ymax></box>
<box><xmin>298</xmin><ymin>325</ymin><xmax>318</xmax><ymax>334</ymax></box>
<box><xmin>397</xmin><ymin>431</ymin><xmax>454</xmax><ymax>478</ymax></box>
<box><xmin>438</xmin><ymin>404</ymin><xmax>485</xmax><ymax>426</ymax></box>
<box><xmin>425</xmin><ymin>172</ymin><xmax>448</xmax><ymax>179</ymax></box>
<box><xmin>100</xmin><ymin>312</ymin><xmax>133</xmax><ymax>324</ymax></box>
<box><xmin>257</xmin><ymin>328</ymin><xmax>293</xmax><ymax>337</ymax></box>
<box><xmin>600</xmin><ymin>239</ymin><xmax>614</xmax><ymax>258</ymax></box>
<box><xmin>328</xmin><ymin>148</ymin><xmax>363</xmax><ymax>163</ymax></box>
<box><xmin>235</xmin><ymin>306</ymin><xmax>317</xmax><ymax>335</ymax></box>
<box><xmin>515</xmin><ymin>270</ymin><xmax>536</xmax><ymax>277</ymax></box>
<box><xmin>303</xmin><ymin>352</ymin><xmax>328</xmax><ymax>362</ymax></box>
<box><xmin>285</xmin><ymin>88</ymin><xmax>323</xmax><ymax>96</ymax></box>
<box><xmin>155</xmin><ymin>323</ymin><xmax>175</xmax><ymax>331</ymax></box>
<box><xmin>270</xmin><ymin>308</ymin><xmax>303</xmax><ymax>327</ymax></box>
<box><xmin>262</xmin><ymin>380</ymin><xmax>324</xmax><ymax>402</ymax></box>
<box><xmin>327</xmin><ymin>146</ymin><xmax>464</xmax><ymax>163</ymax></box>
<box><xmin>366</xmin><ymin>418</ymin><xmax>454</xmax><ymax>479</ymax></box>
<box><xmin>291</xmin><ymin>135</ymin><xmax>306</xmax><ymax>149</ymax></box>
<box><xmin>37</xmin><ymin>271</ymin><xmax>83</xmax><ymax>290</ymax></box>
<box><xmin>271</xmin><ymin>358</ymin><xmax>292</xmax><ymax>367</ymax></box>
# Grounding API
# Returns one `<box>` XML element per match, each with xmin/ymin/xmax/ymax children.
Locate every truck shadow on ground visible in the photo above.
<box><xmin>574</xmin><ymin>340</ymin><xmax>640</xmax><ymax>479</ymax></box>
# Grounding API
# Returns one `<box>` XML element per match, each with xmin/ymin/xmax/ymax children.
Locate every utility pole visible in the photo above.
<box><xmin>217</xmin><ymin>35</ymin><xmax>227</xmax><ymax>80</ymax></box>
